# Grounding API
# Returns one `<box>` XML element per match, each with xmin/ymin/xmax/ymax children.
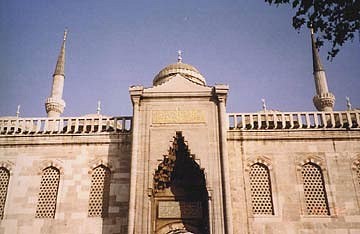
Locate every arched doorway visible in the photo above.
<box><xmin>152</xmin><ymin>132</ymin><xmax>209</xmax><ymax>234</ymax></box>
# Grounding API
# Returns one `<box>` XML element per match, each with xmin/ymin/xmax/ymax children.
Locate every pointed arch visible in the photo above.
<box><xmin>153</xmin><ymin>132</ymin><xmax>205</xmax><ymax>194</ymax></box>
<box><xmin>245</xmin><ymin>156</ymin><xmax>273</xmax><ymax>171</ymax></box>
<box><xmin>0</xmin><ymin>161</ymin><xmax>14</xmax><ymax>175</ymax></box>
<box><xmin>153</xmin><ymin>131</ymin><xmax>209</xmax><ymax>234</ymax></box>
<box><xmin>296</xmin><ymin>156</ymin><xmax>326</xmax><ymax>171</ymax></box>
<box><xmin>88</xmin><ymin>164</ymin><xmax>111</xmax><ymax>217</ymax></box>
<box><xmin>37</xmin><ymin>160</ymin><xmax>63</xmax><ymax>175</ymax></box>
<box><xmin>88</xmin><ymin>159</ymin><xmax>113</xmax><ymax>174</ymax></box>
<box><xmin>35</xmin><ymin>166</ymin><xmax>60</xmax><ymax>218</ymax></box>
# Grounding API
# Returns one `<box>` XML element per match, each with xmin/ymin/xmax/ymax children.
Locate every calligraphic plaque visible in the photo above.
<box><xmin>152</xmin><ymin>110</ymin><xmax>205</xmax><ymax>124</ymax></box>
<box><xmin>158</xmin><ymin>201</ymin><xmax>202</xmax><ymax>219</ymax></box>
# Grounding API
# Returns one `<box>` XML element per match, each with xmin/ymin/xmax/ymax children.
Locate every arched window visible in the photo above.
<box><xmin>35</xmin><ymin>166</ymin><xmax>60</xmax><ymax>218</ymax></box>
<box><xmin>0</xmin><ymin>167</ymin><xmax>10</xmax><ymax>219</ymax></box>
<box><xmin>88</xmin><ymin>165</ymin><xmax>111</xmax><ymax>217</ymax></box>
<box><xmin>249</xmin><ymin>163</ymin><xmax>274</xmax><ymax>215</ymax></box>
<box><xmin>301</xmin><ymin>162</ymin><xmax>330</xmax><ymax>215</ymax></box>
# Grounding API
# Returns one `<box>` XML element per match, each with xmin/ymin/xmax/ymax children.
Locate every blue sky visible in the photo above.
<box><xmin>0</xmin><ymin>0</ymin><xmax>359</xmax><ymax>117</ymax></box>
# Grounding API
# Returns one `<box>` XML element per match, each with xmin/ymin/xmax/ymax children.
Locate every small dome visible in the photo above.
<box><xmin>153</xmin><ymin>62</ymin><xmax>206</xmax><ymax>86</ymax></box>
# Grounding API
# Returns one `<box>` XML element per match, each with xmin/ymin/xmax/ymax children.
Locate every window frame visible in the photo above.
<box><xmin>244</xmin><ymin>157</ymin><xmax>278</xmax><ymax>218</ymax></box>
<box><xmin>88</xmin><ymin>164</ymin><xmax>111</xmax><ymax>218</ymax></box>
<box><xmin>35</xmin><ymin>166</ymin><xmax>61</xmax><ymax>219</ymax></box>
<box><xmin>296</xmin><ymin>157</ymin><xmax>335</xmax><ymax>218</ymax></box>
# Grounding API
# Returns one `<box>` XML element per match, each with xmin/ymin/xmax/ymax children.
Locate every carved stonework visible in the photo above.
<box><xmin>153</xmin><ymin>132</ymin><xmax>199</xmax><ymax>192</ymax></box>
<box><xmin>45</xmin><ymin>97</ymin><xmax>65</xmax><ymax>115</ymax></box>
<box><xmin>158</xmin><ymin>201</ymin><xmax>202</xmax><ymax>219</ymax></box>
<box><xmin>153</xmin><ymin>155</ymin><xmax>175</xmax><ymax>191</ymax></box>
<box><xmin>313</xmin><ymin>92</ymin><xmax>335</xmax><ymax>111</ymax></box>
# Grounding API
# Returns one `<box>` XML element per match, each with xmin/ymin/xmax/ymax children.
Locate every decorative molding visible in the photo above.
<box><xmin>296</xmin><ymin>156</ymin><xmax>326</xmax><ymax>171</ymax></box>
<box><xmin>245</xmin><ymin>156</ymin><xmax>272</xmax><ymax>171</ymax></box>
<box><xmin>38</xmin><ymin>160</ymin><xmax>63</xmax><ymax>174</ymax></box>
<box><xmin>0</xmin><ymin>161</ymin><xmax>15</xmax><ymax>175</ymax></box>
<box><xmin>88</xmin><ymin>159</ymin><xmax>112</xmax><ymax>174</ymax></box>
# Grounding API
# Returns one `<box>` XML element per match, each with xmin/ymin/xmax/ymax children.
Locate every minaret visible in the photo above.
<box><xmin>311</xmin><ymin>28</ymin><xmax>335</xmax><ymax>111</ymax></box>
<box><xmin>45</xmin><ymin>29</ymin><xmax>67</xmax><ymax>117</ymax></box>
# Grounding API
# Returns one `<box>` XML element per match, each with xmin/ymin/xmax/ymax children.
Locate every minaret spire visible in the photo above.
<box><xmin>310</xmin><ymin>28</ymin><xmax>335</xmax><ymax>111</ymax></box>
<box><xmin>311</xmin><ymin>28</ymin><xmax>324</xmax><ymax>72</ymax></box>
<box><xmin>54</xmin><ymin>29</ymin><xmax>67</xmax><ymax>76</ymax></box>
<box><xmin>45</xmin><ymin>29</ymin><xmax>67</xmax><ymax>117</ymax></box>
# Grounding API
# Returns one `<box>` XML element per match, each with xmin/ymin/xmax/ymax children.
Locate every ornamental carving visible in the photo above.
<box><xmin>313</xmin><ymin>93</ymin><xmax>335</xmax><ymax>111</ymax></box>
<box><xmin>153</xmin><ymin>131</ymin><xmax>204</xmax><ymax>193</ymax></box>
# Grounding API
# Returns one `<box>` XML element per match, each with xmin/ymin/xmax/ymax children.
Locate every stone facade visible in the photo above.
<box><xmin>228</xmin><ymin>130</ymin><xmax>360</xmax><ymax>234</ymax></box>
<box><xmin>0</xmin><ymin>133</ymin><xmax>131</xmax><ymax>234</ymax></box>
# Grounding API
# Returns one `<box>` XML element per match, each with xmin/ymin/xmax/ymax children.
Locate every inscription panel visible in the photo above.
<box><xmin>158</xmin><ymin>201</ymin><xmax>202</xmax><ymax>219</ymax></box>
<box><xmin>152</xmin><ymin>110</ymin><xmax>205</xmax><ymax>124</ymax></box>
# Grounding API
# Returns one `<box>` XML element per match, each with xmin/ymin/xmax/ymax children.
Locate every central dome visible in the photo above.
<box><xmin>153</xmin><ymin>62</ymin><xmax>206</xmax><ymax>86</ymax></box>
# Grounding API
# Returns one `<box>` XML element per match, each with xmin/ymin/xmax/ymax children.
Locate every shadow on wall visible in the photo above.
<box><xmin>101</xmin><ymin>134</ymin><xmax>132</xmax><ymax>234</ymax></box>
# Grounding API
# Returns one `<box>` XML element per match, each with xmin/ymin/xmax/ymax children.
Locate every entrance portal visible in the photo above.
<box><xmin>152</xmin><ymin>132</ymin><xmax>209</xmax><ymax>234</ymax></box>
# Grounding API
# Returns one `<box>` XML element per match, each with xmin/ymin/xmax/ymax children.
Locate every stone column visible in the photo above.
<box><xmin>215</xmin><ymin>84</ymin><xmax>233</xmax><ymax>234</ymax></box>
<box><xmin>128</xmin><ymin>86</ymin><xmax>143</xmax><ymax>234</ymax></box>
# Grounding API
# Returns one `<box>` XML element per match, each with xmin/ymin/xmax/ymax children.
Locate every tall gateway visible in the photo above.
<box><xmin>128</xmin><ymin>54</ymin><xmax>231</xmax><ymax>233</ymax></box>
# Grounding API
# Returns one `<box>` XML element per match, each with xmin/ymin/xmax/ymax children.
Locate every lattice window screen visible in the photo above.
<box><xmin>35</xmin><ymin>167</ymin><xmax>60</xmax><ymax>218</ymax></box>
<box><xmin>88</xmin><ymin>165</ymin><xmax>110</xmax><ymax>217</ymax></box>
<box><xmin>301</xmin><ymin>163</ymin><xmax>330</xmax><ymax>215</ymax></box>
<box><xmin>0</xmin><ymin>168</ymin><xmax>10</xmax><ymax>219</ymax></box>
<box><xmin>249</xmin><ymin>163</ymin><xmax>274</xmax><ymax>215</ymax></box>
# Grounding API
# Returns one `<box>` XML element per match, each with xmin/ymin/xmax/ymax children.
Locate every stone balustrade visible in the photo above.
<box><xmin>228</xmin><ymin>111</ymin><xmax>360</xmax><ymax>130</ymax></box>
<box><xmin>0</xmin><ymin>116</ymin><xmax>132</xmax><ymax>135</ymax></box>
<box><xmin>2</xmin><ymin>111</ymin><xmax>359</xmax><ymax>134</ymax></box>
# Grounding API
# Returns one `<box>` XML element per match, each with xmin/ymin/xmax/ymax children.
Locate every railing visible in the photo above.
<box><xmin>0</xmin><ymin>116</ymin><xmax>132</xmax><ymax>135</ymax></box>
<box><xmin>228</xmin><ymin>111</ymin><xmax>360</xmax><ymax>130</ymax></box>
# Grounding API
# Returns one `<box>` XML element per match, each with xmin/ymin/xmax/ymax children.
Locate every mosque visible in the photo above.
<box><xmin>0</xmin><ymin>29</ymin><xmax>359</xmax><ymax>234</ymax></box>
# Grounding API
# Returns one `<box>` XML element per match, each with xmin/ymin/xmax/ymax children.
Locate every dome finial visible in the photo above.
<box><xmin>346</xmin><ymin>96</ymin><xmax>352</xmax><ymax>111</ymax></box>
<box><xmin>97</xmin><ymin>100</ymin><xmax>101</xmax><ymax>115</ymax></box>
<box><xmin>63</xmin><ymin>28</ymin><xmax>68</xmax><ymax>41</ymax></box>
<box><xmin>261</xmin><ymin>98</ymin><xmax>267</xmax><ymax>111</ymax></box>
<box><xmin>16</xmin><ymin>105</ymin><xmax>21</xmax><ymax>118</ymax></box>
<box><xmin>177</xmin><ymin>50</ymin><xmax>182</xmax><ymax>63</ymax></box>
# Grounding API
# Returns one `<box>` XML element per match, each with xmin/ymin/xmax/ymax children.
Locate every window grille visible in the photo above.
<box><xmin>249</xmin><ymin>163</ymin><xmax>274</xmax><ymax>215</ymax></box>
<box><xmin>35</xmin><ymin>167</ymin><xmax>60</xmax><ymax>218</ymax></box>
<box><xmin>301</xmin><ymin>163</ymin><xmax>330</xmax><ymax>215</ymax></box>
<box><xmin>88</xmin><ymin>165</ymin><xmax>110</xmax><ymax>217</ymax></box>
<box><xmin>0</xmin><ymin>168</ymin><xmax>10</xmax><ymax>219</ymax></box>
